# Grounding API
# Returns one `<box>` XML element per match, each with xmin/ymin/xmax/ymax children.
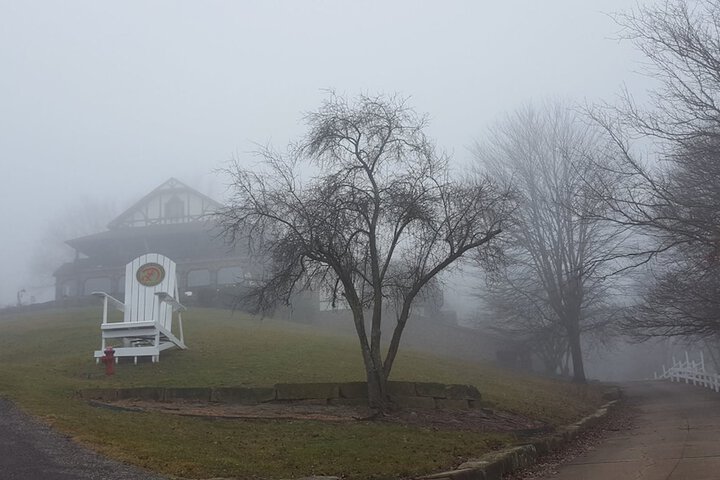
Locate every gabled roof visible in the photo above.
<box><xmin>107</xmin><ymin>177</ymin><xmax>224</xmax><ymax>230</ymax></box>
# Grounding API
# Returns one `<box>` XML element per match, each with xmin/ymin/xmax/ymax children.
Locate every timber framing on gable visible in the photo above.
<box><xmin>108</xmin><ymin>178</ymin><xmax>224</xmax><ymax>229</ymax></box>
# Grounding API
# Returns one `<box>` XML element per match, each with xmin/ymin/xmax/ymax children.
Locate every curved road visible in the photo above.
<box><xmin>0</xmin><ymin>398</ymin><xmax>165</xmax><ymax>480</ymax></box>
<box><xmin>545</xmin><ymin>381</ymin><xmax>720</xmax><ymax>480</ymax></box>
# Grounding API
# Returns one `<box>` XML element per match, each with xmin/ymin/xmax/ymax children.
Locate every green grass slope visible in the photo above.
<box><xmin>0</xmin><ymin>307</ymin><xmax>604</xmax><ymax>479</ymax></box>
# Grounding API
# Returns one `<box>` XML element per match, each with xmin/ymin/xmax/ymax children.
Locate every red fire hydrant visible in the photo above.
<box><xmin>101</xmin><ymin>346</ymin><xmax>115</xmax><ymax>376</ymax></box>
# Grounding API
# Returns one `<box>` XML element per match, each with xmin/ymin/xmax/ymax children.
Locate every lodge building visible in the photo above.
<box><xmin>54</xmin><ymin>178</ymin><xmax>255</xmax><ymax>306</ymax></box>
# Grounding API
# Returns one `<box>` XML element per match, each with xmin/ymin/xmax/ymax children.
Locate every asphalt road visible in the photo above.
<box><xmin>544</xmin><ymin>380</ymin><xmax>720</xmax><ymax>480</ymax></box>
<box><xmin>0</xmin><ymin>398</ymin><xmax>166</xmax><ymax>480</ymax></box>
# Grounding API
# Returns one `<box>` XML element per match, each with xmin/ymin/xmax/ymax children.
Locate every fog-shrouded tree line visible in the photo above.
<box><xmin>588</xmin><ymin>0</ymin><xmax>720</xmax><ymax>352</ymax></box>
<box><xmin>473</xmin><ymin>103</ymin><xmax>630</xmax><ymax>383</ymax></box>
<box><xmin>27</xmin><ymin>199</ymin><xmax>118</xmax><ymax>304</ymax></box>
<box><xmin>213</xmin><ymin>0</ymin><xmax>720</xmax><ymax>407</ymax></box>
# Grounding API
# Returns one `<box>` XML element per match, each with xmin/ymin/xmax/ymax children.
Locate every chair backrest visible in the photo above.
<box><xmin>123</xmin><ymin>253</ymin><xmax>177</xmax><ymax>329</ymax></box>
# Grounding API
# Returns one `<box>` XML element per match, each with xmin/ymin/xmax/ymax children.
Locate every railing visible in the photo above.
<box><xmin>656</xmin><ymin>351</ymin><xmax>720</xmax><ymax>392</ymax></box>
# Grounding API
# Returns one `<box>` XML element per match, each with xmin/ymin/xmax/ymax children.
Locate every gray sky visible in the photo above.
<box><xmin>0</xmin><ymin>0</ymin><xmax>653</xmax><ymax>306</ymax></box>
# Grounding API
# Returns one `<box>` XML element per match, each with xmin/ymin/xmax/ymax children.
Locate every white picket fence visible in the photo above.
<box><xmin>655</xmin><ymin>351</ymin><xmax>720</xmax><ymax>392</ymax></box>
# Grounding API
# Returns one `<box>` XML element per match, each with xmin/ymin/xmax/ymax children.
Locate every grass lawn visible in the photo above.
<box><xmin>0</xmin><ymin>307</ymin><xmax>605</xmax><ymax>479</ymax></box>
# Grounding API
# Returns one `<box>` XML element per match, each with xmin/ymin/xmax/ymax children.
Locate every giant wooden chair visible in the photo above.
<box><xmin>93</xmin><ymin>253</ymin><xmax>187</xmax><ymax>363</ymax></box>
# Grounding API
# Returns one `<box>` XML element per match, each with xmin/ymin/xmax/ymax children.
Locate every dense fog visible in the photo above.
<box><xmin>0</xmin><ymin>0</ymin><xmax>647</xmax><ymax>305</ymax></box>
<box><xmin>1</xmin><ymin>1</ymin><xmax>677</xmax><ymax>381</ymax></box>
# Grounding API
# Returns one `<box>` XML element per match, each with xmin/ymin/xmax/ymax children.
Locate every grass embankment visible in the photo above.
<box><xmin>0</xmin><ymin>308</ymin><xmax>604</xmax><ymax>479</ymax></box>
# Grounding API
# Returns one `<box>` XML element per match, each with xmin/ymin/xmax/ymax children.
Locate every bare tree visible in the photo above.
<box><xmin>604</xmin><ymin>133</ymin><xmax>720</xmax><ymax>339</ymax></box>
<box><xmin>586</xmin><ymin>0</ymin><xmax>720</xmax><ymax>341</ymax></box>
<box><xmin>629</xmin><ymin>253</ymin><xmax>720</xmax><ymax>338</ymax></box>
<box><xmin>217</xmin><ymin>92</ymin><xmax>513</xmax><ymax>410</ymax></box>
<box><xmin>474</xmin><ymin>102</ymin><xmax>626</xmax><ymax>383</ymax></box>
<box><xmin>613</xmin><ymin>0</ymin><xmax>720</xmax><ymax>146</ymax></box>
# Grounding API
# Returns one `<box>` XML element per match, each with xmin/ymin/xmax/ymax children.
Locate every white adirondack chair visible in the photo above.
<box><xmin>93</xmin><ymin>253</ymin><xmax>187</xmax><ymax>363</ymax></box>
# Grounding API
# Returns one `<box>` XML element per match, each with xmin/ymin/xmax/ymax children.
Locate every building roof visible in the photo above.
<box><xmin>107</xmin><ymin>177</ymin><xmax>224</xmax><ymax>230</ymax></box>
<box><xmin>59</xmin><ymin>178</ymin><xmax>244</xmax><ymax>263</ymax></box>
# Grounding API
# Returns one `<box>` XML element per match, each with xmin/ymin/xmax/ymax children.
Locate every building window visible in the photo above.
<box><xmin>218</xmin><ymin>266</ymin><xmax>243</xmax><ymax>285</ymax></box>
<box><xmin>164</xmin><ymin>196</ymin><xmax>184</xmax><ymax>220</ymax></box>
<box><xmin>187</xmin><ymin>269</ymin><xmax>211</xmax><ymax>287</ymax></box>
<box><xmin>61</xmin><ymin>281</ymin><xmax>76</xmax><ymax>297</ymax></box>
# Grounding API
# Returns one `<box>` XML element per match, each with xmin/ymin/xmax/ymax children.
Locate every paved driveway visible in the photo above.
<box><xmin>0</xmin><ymin>398</ymin><xmax>165</xmax><ymax>480</ymax></box>
<box><xmin>545</xmin><ymin>381</ymin><xmax>720</xmax><ymax>480</ymax></box>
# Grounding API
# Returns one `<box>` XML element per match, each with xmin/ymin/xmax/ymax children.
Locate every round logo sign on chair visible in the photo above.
<box><xmin>136</xmin><ymin>263</ymin><xmax>166</xmax><ymax>287</ymax></box>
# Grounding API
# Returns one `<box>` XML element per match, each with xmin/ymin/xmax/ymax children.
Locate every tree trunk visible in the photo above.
<box><xmin>365</xmin><ymin>363</ymin><xmax>390</xmax><ymax>411</ymax></box>
<box><xmin>345</xmin><ymin>295</ymin><xmax>391</xmax><ymax>411</ymax></box>
<box><xmin>539</xmin><ymin>340</ymin><xmax>565</xmax><ymax>376</ymax></box>
<box><xmin>568</xmin><ymin>326</ymin><xmax>586</xmax><ymax>383</ymax></box>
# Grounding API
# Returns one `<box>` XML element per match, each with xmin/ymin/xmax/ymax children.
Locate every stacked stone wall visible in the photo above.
<box><xmin>79</xmin><ymin>381</ymin><xmax>481</xmax><ymax>409</ymax></box>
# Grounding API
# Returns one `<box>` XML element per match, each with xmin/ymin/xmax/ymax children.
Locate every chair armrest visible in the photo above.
<box><xmin>92</xmin><ymin>292</ymin><xmax>125</xmax><ymax>312</ymax></box>
<box><xmin>156</xmin><ymin>292</ymin><xmax>187</xmax><ymax>311</ymax></box>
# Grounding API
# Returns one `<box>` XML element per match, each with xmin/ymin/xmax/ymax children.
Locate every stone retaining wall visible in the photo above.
<box><xmin>418</xmin><ymin>398</ymin><xmax>621</xmax><ymax>480</ymax></box>
<box><xmin>79</xmin><ymin>381</ymin><xmax>481</xmax><ymax>410</ymax></box>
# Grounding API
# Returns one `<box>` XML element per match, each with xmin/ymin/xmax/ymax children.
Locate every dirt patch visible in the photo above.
<box><xmin>98</xmin><ymin>399</ymin><xmax>549</xmax><ymax>433</ymax></box>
